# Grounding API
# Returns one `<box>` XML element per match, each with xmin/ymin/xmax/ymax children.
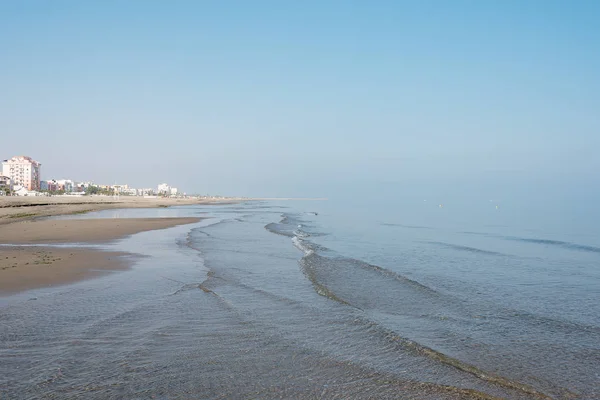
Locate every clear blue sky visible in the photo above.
<box><xmin>1</xmin><ymin>1</ymin><xmax>598</xmax><ymax>197</ymax></box>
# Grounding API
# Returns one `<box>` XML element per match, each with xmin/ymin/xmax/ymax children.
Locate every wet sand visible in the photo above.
<box><xmin>0</xmin><ymin>217</ymin><xmax>201</xmax><ymax>244</ymax></box>
<box><xmin>0</xmin><ymin>247</ymin><xmax>130</xmax><ymax>294</ymax></box>
<box><xmin>0</xmin><ymin>217</ymin><xmax>201</xmax><ymax>294</ymax></box>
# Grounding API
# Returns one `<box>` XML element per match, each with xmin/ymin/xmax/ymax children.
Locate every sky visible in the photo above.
<box><xmin>1</xmin><ymin>1</ymin><xmax>599</xmax><ymax>198</ymax></box>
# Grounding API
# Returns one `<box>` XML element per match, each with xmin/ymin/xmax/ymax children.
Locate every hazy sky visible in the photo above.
<box><xmin>1</xmin><ymin>1</ymin><xmax>598</xmax><ymax>197</ymax></box>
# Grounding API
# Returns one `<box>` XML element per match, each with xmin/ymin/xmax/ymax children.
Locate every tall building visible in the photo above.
<box><xmin>1</xmin><ymin>156</ymin><xmax>42</xmax><ymax>191</ymax></box>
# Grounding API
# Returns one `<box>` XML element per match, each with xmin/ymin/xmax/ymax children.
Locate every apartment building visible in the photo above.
<box><xmin>1</xmin><ymin>156</ymin><xmax>41</xmax><ymax>191</ymax></box>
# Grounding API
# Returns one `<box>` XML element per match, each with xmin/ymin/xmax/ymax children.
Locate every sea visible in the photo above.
<box><xmin>0</xmin><ymin>198</ymin><xmax>598</xmax><ymax>399</ymax></box>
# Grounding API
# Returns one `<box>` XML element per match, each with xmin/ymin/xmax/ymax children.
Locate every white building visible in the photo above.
<box><xmin>157</xmin><ymin>183</ymin><xmax>170</xmax><ymax>195</ymax></box>
<box><xmin>1</xmin><ymin>156</ymin><xmax>42</xmax><ymax>191</ymax></box>
<box><xmin>122</xmin><ymin>188</ymin><xmax>138</xmax><ymax>196</ymax></box>
<box><xmin>112</xmin><ymin>184</ymin><xmax>129</xmax><ymax>193</ymax></box>
<box><xmin>12</xmin><ymin>185</ymin><xmax>39</xmax><ymax>196</ymax></box>
<box><xmin>13</xmin><ymin>186</ymin><xmax>29</xmax><ymax>196</ymax></box>
<box><xmin>170</xmin><ymin>187</ymin><xmax>178</xmax><ymax>196</ymax></box>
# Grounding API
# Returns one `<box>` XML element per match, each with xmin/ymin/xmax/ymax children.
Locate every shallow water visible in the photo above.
<box><xmin>1</xmin><ymin>201</ymin><xmax>598</xmax><ymax>399</ymax></box>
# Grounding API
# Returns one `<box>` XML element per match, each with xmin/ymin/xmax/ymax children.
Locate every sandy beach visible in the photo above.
<box><xmin>0</xmin><ymin>216</ymin><xmax>201</xmax><ymax>294</ymax></box>
<box><xmin>0</xmin><ymin>197</ymin><xmax>211</xmax><ymax>294</ymax></box>
<box><xmin>0</xmin><ymin>217</ymin><xmax>201</xmax><ymax>244</ymax></box>
<box><xmin>0</xmin><ymin>196</ymin><xmax>237</xmax><ymax>225</ymax></box>
<box><xmin>0</xmin><ymin>247</ymin><xmax>130</xmax><ymax>295</ymax></box>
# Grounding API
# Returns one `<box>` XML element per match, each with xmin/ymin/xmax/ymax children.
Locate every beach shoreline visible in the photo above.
<box><xmin>0</xmin><ymin>216</ymin><xmax>202</xmax><ymax>295</ymax></box>
<box><xmin>0</xmin><ymin>197</ymin><xmax>213</xmax><ymax>295</ymax></box>
<box><xmin>0</xmin><ymin>196</ymin><xmax>239</xmax><ymax>225</ymax></box>
<box><xmin>0</xmin><ymin>217</ymin><xmax>202</xmax><ymax>244</ymax></box>
<box><xmin>0</xmin><ymin>246</ymin><xmax>132</xmax><ymax>295</ymax></box>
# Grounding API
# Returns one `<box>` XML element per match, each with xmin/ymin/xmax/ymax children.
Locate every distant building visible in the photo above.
<box><xmin>122</xmin><ymin>188</ymin><xmax>138</xmax><ymax>196</ymax></box>
<box><xmin>13</xmin><ymin>186</ymin><xmax>29</xmax><ymax>196</ymax></box>
<box><xmin>157</xmin><ymin>183</ymin><xmax>170</xmax><ymax>195</ymax></box>
<box><xmin>1</xmin><ymin>156</ymin><xmax>41</xmax><ymax>191</ymax></box>
<box><xmin>56</xmin><ymin>179</ymin><xmax>74</xmax><ymax>192</ymax></box>
<box><xmin>44</xmin><ymin>179</ymin><xmax>59</xmax><ymax>192</ymax></box>
<box><xmin>0</xmin><ymin>175</ymin><xmax>12</xmax><ymax>192</ymax></box>
<box><xmin>170</xmin><ymin>187</ymin><xmax>178</xmax><ymax>196</ymax></box>
<box><xmin>112</xmin><ymin>184</ymin><xmax>129</xmax><ymax>193</ymax></box>
<box><xmin>12</xmin><ymin>185</ymin><xmax>39</xmax><ymax>196</ymax></box>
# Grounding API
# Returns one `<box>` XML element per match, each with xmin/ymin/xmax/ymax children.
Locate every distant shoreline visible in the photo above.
<box><xmin>0</xmin><ymin>196</ymin><xmax>240</xmax><ymax>225</ymax></box>
<box><xmin>0</xmin><ymin>196</ymin><xmax>226</xmax><ymax>295</ymax></box>
<box><xmin>0</xmin><ymin>196</ymin><xmax>326</xmax><ymax>294</ymax></box>
<box><xmin>249</xmin><ymin>198</ymin><xmax>328</xmax><ymax>201</ymax></box>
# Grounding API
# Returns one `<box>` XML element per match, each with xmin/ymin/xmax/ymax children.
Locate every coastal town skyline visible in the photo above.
<box><xmin>1</xmin><ymin>154</ymin><xmax>182</xmax><ymax>197</ymax></box>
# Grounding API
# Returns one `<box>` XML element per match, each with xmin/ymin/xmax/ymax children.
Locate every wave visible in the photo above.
<box><xmin>503</xmin><ymin>236</ymin><xmax>600</xmax><ymax>254</ymax></box>
<box><xmin>425</xmin><ymin>241</ymin><xmax>510</xmax><ymax>257</ymax></box>
<box><xmin>275</xmin><ymin>212</ymin><xmax>566</xmax><ymax>398</ymax></box>
<box><xmin>187</xmin><ymin>208</ymin><xmax>583</xmax><ymax>398</ymax></box>
<box><xmin>382</xmin><ymin>223</ymin><xmax>432</xmax><ymax>229</ymax></box>
<box><xmin>299</xmin><ymin>252</ymin><xmax>353</xmax><ymax>307</ymax></box>
<box><xmin>262</xmin><ymin>211</ymin><xmax>587</xmax><ymax>397</ymax></box>
<box><xmin>460</xmin><ymin>231</ymin><xmax>600</xmax><ymax>255</ymax></box>
<box><xmin>296</xmin><ymin>248</ymin><xmax>555</xmax><ymax>399</ymax></box>
<box><xmin>265</xmin><ymin>213</ymin><xmax>324</xmax><ymax>239</ymax></box>
<box><xmin>359</xmin><ymin>315</ymin><xmax>553</xmax><ymax>399</ymax></box>
<box><xmin>265</xmin><ymin>222</ymin><xmax>295</xmax><ymax>237</ymax></box>
<box><xmin>460</xmin><ymin>231</ymin><xmax>491</xmax><ymax>236</ymax></box>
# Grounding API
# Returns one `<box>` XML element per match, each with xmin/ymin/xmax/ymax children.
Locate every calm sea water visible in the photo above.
<box><xmin>1</xmin><ymin>199</ymin><xmax>598</xmax><ymax>399</ymax></box>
